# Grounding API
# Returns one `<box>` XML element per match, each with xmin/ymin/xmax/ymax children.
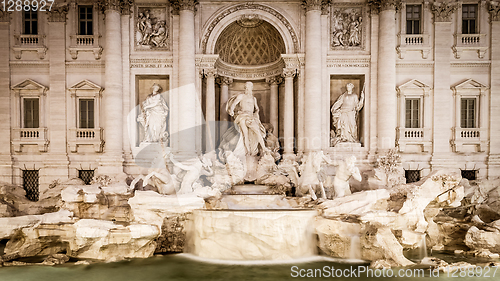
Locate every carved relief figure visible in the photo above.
<box><xmin>224</xmin><ymin>82</ymin><xmax>270</xmax><ymax>157</ymax></box>
<box><xmin>170</xmin><ymin>154</ymin><xmax>214</xmax><ymax>194</ymax></box>
<box><xmin>331</xmin><ymin>83</ymin><xmax>364</xmax><ymax>146</ymax></box>
<box><xmin>137</xmin><ymin>83</ymin><xmax>169</xmax><ymax>143</ymax></box>
<box><xmin>136</xmin><ymin>8</ymin><xmax>168</xmax><ymax>48</ymax></box>
<box><xmin>331</xmin><ymin>8</ymin><xmax>362</xmax><ymax>48</ymax></box>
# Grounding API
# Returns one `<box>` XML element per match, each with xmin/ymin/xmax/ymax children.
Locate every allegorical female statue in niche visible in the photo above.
<box><xmin>331</xmin><ymin>83</ymin><xmax>364</xmax><ymax>146</ymax></box>
<box><xmin>138</xmin><ymin>83</ymin><xmax>169</xmax><ymax>143</ymax></box>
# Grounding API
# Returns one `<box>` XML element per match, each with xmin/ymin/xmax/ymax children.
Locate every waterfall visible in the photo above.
<box><xmin>348</xmin><ymin>235</ymin><xmax>362</xmax><ymax>260</ymax></box>
<box><xmin>419</xmin><ymin>235</ymin><xmax>428</xmax><ymax>260</ymax></box>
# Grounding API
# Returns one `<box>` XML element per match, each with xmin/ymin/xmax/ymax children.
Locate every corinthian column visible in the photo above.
<box><xmin>45</xmin><ymin>5</ymin><xmax>70</xmax><ymax>187</ymax></box>
<box><xmin>377</xmin><ymin>0</ymin><xmax>397</xmax><ymax>150</ymax></box>
<box><xmin>204</xmin><ymin>69</ymin><xmax>217</xmax><ymax>151</ymax></box>
<box><xmin>488</xmin><ymin>1</ymin><xmax>500</xmax><ymax>177</ymax></box>
<box><xmin>0</xmin><ymin>11</ymin><xmax>11</xmax><ymax>183</ymax></box>
<box><xmin>266</xmin><ymin>76</ymin><xmax>282</xmax><ymax>136</ymax></box>
<box><xmin>176</xmin><ymin>0</ymin><xmax>197</xmax><ymax>157</ymax></box>
<box><xmin>430</xmin><ymin>2</ymin><xmax>456</xmax><ymax>169</ymax></box>
<box><xmin>218</xmin><ymin>76</ymin><xmax>233</xmax><ymax>139</ymax></box>
<box><xmin>303</xmin><ymin>0</ymin><xmax>323</xmax><ymax>152</ymax></box>
<box><xmin>282</xmin><ymin>69</ymin><xmax>296</xmax><ymax>158</ymax></box>
<box><xmin>101</xmin><ymin>0</ymin><xmax>123</xmax><ymax>175</ymax></box>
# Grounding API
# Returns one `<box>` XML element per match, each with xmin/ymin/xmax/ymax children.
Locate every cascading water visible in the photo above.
<box><xmin>348</xmin><ymin>235</ymin><xmax>362</xmax><ymax>260</ymax></box>
<box><xmin>185</xmin><ymin>185</ymin><xmax>318</xmax><ymax>260</ymax></box>
<box><xmin>419</xmin><ymin>234</ymin><xmax>428</xmax><ymax>260</ymax></box>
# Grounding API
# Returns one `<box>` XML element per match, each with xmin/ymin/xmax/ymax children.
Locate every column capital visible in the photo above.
<box><xmin>490</xmin><ymin>1</ymin><xmax>500</xmax><ymax>21</ymax></box>
<box><xmin>171</xmin><ymin>0</ymin><xmax>198</xmax><ymax>13</ymax></box>
<box><xmin>98</xmin><ymin>0</ymin><xmax>131</xmax><ymax>13</ymax></box>
<box><xmin>282</xmin><ymin>68</ymin><xmax>297</xmax><ymax>79</ymax></box>
<box><xmin>216</xmin><ymin>76</ymin><xmax>233</xmax><ymax>86</ymax></box>
<box><xmin>0</xmin><ymin>11</ymin><xmax>11</xmax><ymax>23</ymax></box>
<box><xmin>302</xmin><ymin>0</ymin><xmax>327</xmax><ymax>12</ymax></box>
<box><xmin>266</xmin><ymin>76</ymin><xmax>283</xmax><ymax>85</ymax></box>
<box><xmin>120</xmin><ymin>0</ymin><xmax>134</xmax><ymax>15</ymax></box>
<box><xmin>431</xmin><ymin>2</ymin><xmax>457</xmax><ymax>22</ymax></box>
<box><xmin>368</xmin><ymin>0</ymin><xmax>401</xmax><ymax>14</ymax></box>
<box><xmin>203</xmin><ymin>68</ymin><xmax>217</xmax><ymax>79</ymax></box>
<box><xmin>47</xmin><ymin>4</ymin><xmax>69</xmax><ymax>22</ymax></box>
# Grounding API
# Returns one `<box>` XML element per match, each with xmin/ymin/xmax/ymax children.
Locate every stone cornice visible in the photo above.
<box><xmin>47</xmin><ymin>4</ymin><xmax>69</xmax><ymax>22</ymax></box>
<box><xmin>0</xmin><ymin>10</ymin><xmax>11</xmax><ymax>22</ymax></box>
<box><xmin>431</xmin><ymin>2</ymin><xmax>457</xmax><ymax>22</ymax></box>
<box><xmin>490</xmin><ymin>1</ymin><xmax>500</xmax><ymax>21</ymax></box>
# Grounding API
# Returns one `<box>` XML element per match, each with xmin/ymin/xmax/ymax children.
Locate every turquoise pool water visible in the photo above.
<box><xmin>0</xmin><ymin>254</ymin><xmax>498</xmax><ymax>281</ymax></box>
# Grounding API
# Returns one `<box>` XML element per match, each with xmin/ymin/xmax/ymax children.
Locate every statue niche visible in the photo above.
<box><xmin>137</xmin><ymin>83</ymin><xmax>169</xmax><ymax>144</ymax></box>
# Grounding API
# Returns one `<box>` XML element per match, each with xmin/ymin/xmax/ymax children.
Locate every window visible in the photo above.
<box><xmin>78</xmin><ymin>6</ymin><xmax>93</xmax><ymax>35</ymax></box>
<box><xmin>78</xmin><ymin>169</ymin><xmax>94</xmax><ymax>185</ymax></box>
<box><xmin>23</xmin><ymin>98</ymin><xmax>39</xmax><ymax>128</ymax></box>
<box><xmin>461</xmin><ymin>98</ymin><xmax>476</xmax><ymax>128</ymax></box>
<box><xmin>406</xmin><ymin>5</ymin><xmax>421</xmax><ymax>34</ymax></box>
<box><xmin>23</xmin><ymin>10</ymin><xmax>38</xmax><ymax>35</ymax></box>
<box><xmin>461</xmin><ymin>170</ymin><xmax>477</xmax><ymax>181</ymax></box>
<box><xmin>405</xmin><ymin>98</ymin><xmax>420</xmax><ymax>128</ymax></box>
<box><xmin>462</xmin><ymin>4</ymin><xmax>477</xmax><ymax>34</ymax></box>
<box><xmin>405</xmin><ymin>170</ymin><xmax>421</xmax><ymax>183</ymax></box>
<box><xmin>79</xmin><ymin>99</ymin><xmax>95</xmax><ymax>129</ymax></box>
<box><xmin>22</xmin><ymin>170</ymin><xmax>39</xmax><ymax>201</ymax></box>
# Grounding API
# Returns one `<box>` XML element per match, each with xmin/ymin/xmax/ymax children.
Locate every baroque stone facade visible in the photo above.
<box><xmin>1</xmin><ymin>0</ymin><xmax>499</xmax><ymax>195</ymax></box>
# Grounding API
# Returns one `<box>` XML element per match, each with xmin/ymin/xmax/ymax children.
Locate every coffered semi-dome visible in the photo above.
<box><xmin>214</xmin><ymin>17</ymin><xmax>286</xmax><ymax>66</ymax></box>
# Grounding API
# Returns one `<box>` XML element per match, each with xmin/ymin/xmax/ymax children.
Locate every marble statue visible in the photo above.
<box><xmin>169</xmin><ymin>154</ymin><xmax>214</xmax><ymax>194</ymax></box>
<box><xmin>298</xmin><ymin>151</ymin><xmax>334</xmax><ymax>200</ymax></box>
<box><xmin>137</xmin><ymin>83</ymin><xmax>169</xmax><ymax>143</ymax></box>
<box><xmin>223</xmin><ymin>81</ymin><xmax>270</xmax><ymax>157</ymax></box>
<box><xmin>331</xmin><ymin>83</ymin><xmax>364</xmax><ymax>146</ymax></box>
<box><xmin>331</xmin><ymin>156</ymin><xmax>362</xmax><ymax>198</ymax></box>
<box><xmin>131</xmin><ymin>170</ymin><xmax>176</xmax><ymax>195</ymax></box>
<box><xmin>263</xmin><ymin>123</ymin><xmax>281</xmax><ymax>162</ymax></box>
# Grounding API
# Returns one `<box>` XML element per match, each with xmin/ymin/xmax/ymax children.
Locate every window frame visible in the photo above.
<box><xmin>461</xmin><ymin>4</ymin><xmax>478</xmax><ymax>35</ymax></box>
<box><xmin>406</xmin><ymin>4</ymin><xmax>422</xmax><ymax>35</ymax></box>
<box><xmin>405</xmin><ymin>97</ymin><xmax>421</xmax><ymax>129</ymax></box>
<box><xmin>460</xmin><ymin>97</ymin><xmax>478</xmax><ymax>129</ymax></box>
<box><xmin>22</xmin><ymin>97</ymin><xmax>40</xmax><ymax>129</ymax></box>
<box><xmin>78</xmin><ymin>5</ymin><xmax>93</xmax><ymax>36</ymax></box>
<box><xmin>22</xmin><ymin>10</ymin><xmax>38</xmax><ymax>35</ymax></box>
<box><xmin>78</xmin><ymin>98</ymin><xmax>95</xmax><ymax>129</ymax></box>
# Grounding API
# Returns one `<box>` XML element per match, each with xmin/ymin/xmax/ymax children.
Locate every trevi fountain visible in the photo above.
<box><xmin>1</xmin><ymin>0</ymin><xmax>500</xmax><ymax>280</ymax></box>
<box><xmin>1</xmin><ymin>80</ymin><xmax>500</xmax><ymax>280</ymax></box>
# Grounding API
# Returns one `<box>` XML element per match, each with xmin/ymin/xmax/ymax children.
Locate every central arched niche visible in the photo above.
<box><xmin>214</xmin><ymin>16</ymin><xmax>286</xmax><ymax>66</ymax></box>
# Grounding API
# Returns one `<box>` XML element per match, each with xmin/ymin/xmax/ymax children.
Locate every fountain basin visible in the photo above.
<box><xmin>186</xmin><ymin>209</ymin><xmax>317</xmax><ymax>260</ymax></box>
